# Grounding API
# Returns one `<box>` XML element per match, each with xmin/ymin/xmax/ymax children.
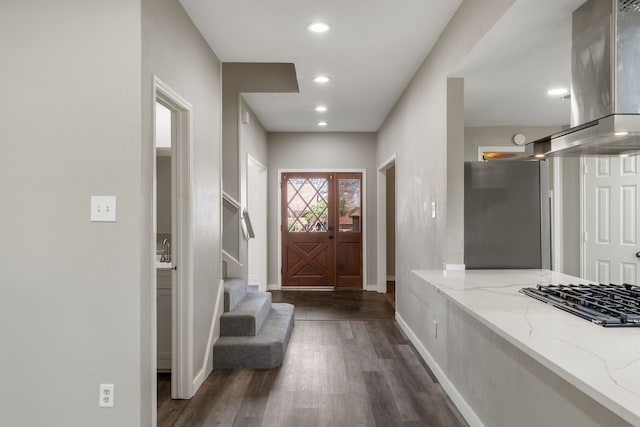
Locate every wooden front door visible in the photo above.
<box><xmin>282</xmin><ymin>172</ymin><xmax>363</xmax><ymax>288</ymax></box>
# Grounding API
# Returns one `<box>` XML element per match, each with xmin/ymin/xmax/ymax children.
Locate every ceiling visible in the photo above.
<box><xmin>454</xmin><ymin>0</ymin><xmax>585</xmax><ymax>127</ymax></box>
<box><xmin>179</xmin><ymin>0</ymin><xmax>586</xmax><ymax>132</ymax></box>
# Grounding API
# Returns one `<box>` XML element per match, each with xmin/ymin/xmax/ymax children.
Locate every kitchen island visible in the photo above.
<box><xmin>402</xmin><ymin>269</ymin><xmax>639</xmax><ymax>427</ymax></box>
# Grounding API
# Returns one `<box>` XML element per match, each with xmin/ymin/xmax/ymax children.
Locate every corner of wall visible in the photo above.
<box><xmin>193</xmin><ymin>278</ymin><xmax>225</xmax><ymax>393</ymax></box>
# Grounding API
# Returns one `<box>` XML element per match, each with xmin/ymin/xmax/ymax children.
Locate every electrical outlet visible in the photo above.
<box><xmin>99</xmin><ymin>384</ymin><xmax>114</xmax><ymax>408</ymax></box>
<box><xmin>433</xmin><ymin>319</ymin><xmax>438</xmax><ymax>339</ymax></box>
<box><xmin>91</xmin><ymin>196</ymin><xmax>117</xmax><ymax>222</ymax></box>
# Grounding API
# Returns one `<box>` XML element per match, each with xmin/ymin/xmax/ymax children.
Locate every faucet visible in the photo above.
<box><xmin>160</xmin><ymin>239</ymin><xmax>171</xmax><ymax>263</ymax></box>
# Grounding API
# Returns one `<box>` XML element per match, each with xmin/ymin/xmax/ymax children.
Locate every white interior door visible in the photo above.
<box><xmin>584</xmin><ymin>155</ymin><xmax>640</xmax><ymax>285</ymax></box>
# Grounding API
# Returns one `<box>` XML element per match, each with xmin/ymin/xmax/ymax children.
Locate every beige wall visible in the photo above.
<box><xmin>267</xmin><ymin>132</ymin><xmax>378</xmax><ymax>288</ymax></box>
<box><xmin>142</xmin><ymin>0</ymin><xmax>222</xmax><ymax>419</ymax></box>
<box><xmin>1</xmin><ymin>1</ymin><xmax>143</xmax><ymax>425</ymax></box>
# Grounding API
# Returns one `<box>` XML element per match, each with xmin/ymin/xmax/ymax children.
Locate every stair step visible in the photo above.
<box><xmin>223</xmin><ymin>278</ymin><xmax>247</xmax><ymax>312</ymax></box>
<box><xmin>213</xmin><ymin>303</ymin><xmax>295</xmax><ymax>370</ymax></box>
<box><xmin>220</xmin><ymin>291</ymin><xmax>272</xmax><ymax>337</ymax></box>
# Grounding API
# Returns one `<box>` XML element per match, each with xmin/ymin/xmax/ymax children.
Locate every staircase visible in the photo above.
<box><xmin>213</xmin><ymin>278</ymin><xmax>295</xmax><ymax>370</ymax></box>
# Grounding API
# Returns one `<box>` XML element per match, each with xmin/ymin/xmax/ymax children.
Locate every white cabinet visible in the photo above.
<box><xmin>157</xmin><ymin>269</ymin><xmax>172</xmax><ymax>372</ymax></box>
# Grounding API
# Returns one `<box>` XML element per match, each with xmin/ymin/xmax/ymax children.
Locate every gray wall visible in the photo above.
<box><xmin>557</xmin><ymin>157</ymin><xmax>581</xmax><ymax>276</ymax></box>
<box><xmin>222</xmin><ymin>63</ymin><xmax>298</xmax><ymax>201</ymax></box>
<box><xmin>1</xmin><ymin>1</ymin><xmax>143</xmax><ymax>425</ymax></box>
<box><xmin>267</xmin><ymin>132</ymin><xmax>377</xmax><ymax>287</ymax></box>
<box><xmin>447</xmin><ymin>78</ymin><xmax>465</xmax><ymax>265</ymax></box>
<box><xmin>464</xmin><ymin>125</ymin><xmax>565</xmax><ymax>161</ymax></box>
<box><xmin>240</xmin><ymin>97</ymin><xmax>268</xmax><ymax>168</ymax></box>
<box><xmin>376</xmin><ymin>0</ymin><xmax>517</xmax><ymax>423</ymax></box>
<box><xmin>413</xmin><ymin>274</ymin><xmax>631</xmax><ymax>427</ymax></box>
<box><xmin>464</xmin><ymin>126</ymin><xmax>582</xmax><ymax>276</ymax></box>
<box><xmin>142</xmin><ymin>0</ymin><xmax>222</xmax><ymax>419</ymax></box>
<box><xmin>377</xmin><ymin>0</ymin><xmax>515</xmax><ymax>299</ymax></box>
<box><xmin>239</xmin><ymin>97</ymin><xmax>268</xmax><ymax>279</ymax></box>
<box><xmin>549</xmin><ymin>157</ymin><xmax>582</xmax><ymax>277</ymax></box>
<box><xmin>157</xmin><ymin>156</ymin><xmax>172</xmax><ymax>235</ymax></box>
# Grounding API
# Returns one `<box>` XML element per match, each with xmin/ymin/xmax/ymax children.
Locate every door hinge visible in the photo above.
<box><xmin>583</xmin><ymin>164</ymin><xmax>588</xmax><ymax>175</ymax></box>
<box><xmin>583</xmin><ymin>231</ymin><xmax>589</xmax><ymax>242</ymax></box>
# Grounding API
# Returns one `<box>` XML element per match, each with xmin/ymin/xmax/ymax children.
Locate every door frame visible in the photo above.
<box><xmin>580</xmin><ymin>157</ymin><xmax>587</xmax><ymax>278</ymax></box>
<box><xmin>277</xmin><ymin>168</ymin><xmax>367</xmax><ymax>290</ymax></box>
<box><xmin>376</xmin><ymin>154</ymin><xmax>397</xmax><ymax>294</ymax></box>
<box><xmin>152</xmin><ymin>76</ymin><xmax>194</xmax><ymax>400</ymax></box>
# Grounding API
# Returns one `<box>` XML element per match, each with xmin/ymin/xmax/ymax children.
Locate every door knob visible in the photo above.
<box><xmin>636</xmin><ymin>251</ymin><xmax>640</xmax><ymax>258</ymax></box>
<box><xmin>328</xmin><ymin>235</ymin><xmax>334</xmax><ymax>240</ymax></box>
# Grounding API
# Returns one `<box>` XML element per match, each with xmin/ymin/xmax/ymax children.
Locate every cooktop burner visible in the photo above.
<box><xmin>520</xmin><ymin>283</ymin><xmax>640</xmax><ymax>327</ymax></box>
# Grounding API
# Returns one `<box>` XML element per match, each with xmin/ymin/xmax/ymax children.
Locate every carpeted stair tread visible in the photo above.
<box><xmin>213</xmin><ymin>303</ymin><xmax>295</xmax><ymax>370</ymax></box>
<box><xmin>223</xmin><ymin>278</ymin><xmax>247</xmax><ymax>312</ymax></box>
<box><xmin>220</xmin><ymin>291</ymin><xmax>272</xmax><ymax>337</ymax></box>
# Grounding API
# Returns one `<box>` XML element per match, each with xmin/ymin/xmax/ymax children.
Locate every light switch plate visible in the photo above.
<box><xmin>91</xmin><ymin>196</ymin><xmax>117</xmax><ymax>222</ymax></box>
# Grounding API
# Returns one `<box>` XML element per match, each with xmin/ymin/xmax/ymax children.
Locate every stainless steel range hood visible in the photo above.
<box><xmin>531</xmin><ymin>0</ymin><xmax>640</xmax><ymax>157</ymax></box>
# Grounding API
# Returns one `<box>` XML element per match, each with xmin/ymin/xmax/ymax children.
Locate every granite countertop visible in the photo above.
<box><xmin>412</xmin><ymin>269</ymin><xmax>640</xmax><ymax>426</ymax></box>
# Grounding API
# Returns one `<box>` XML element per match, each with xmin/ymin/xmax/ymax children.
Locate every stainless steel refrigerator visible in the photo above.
<box><xmin>464</xmin><ymin>161</ymin><xmax>551</xmax><ymax>269</ymax></box>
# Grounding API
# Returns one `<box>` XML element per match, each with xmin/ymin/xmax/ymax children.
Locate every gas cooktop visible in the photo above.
<box><xmin>520</xmin><ymin>283</ymin><xmax>640</xmax><ymax>327</ymax></box>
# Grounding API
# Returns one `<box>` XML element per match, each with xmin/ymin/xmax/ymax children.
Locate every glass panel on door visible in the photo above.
<box><xmin>338</xmin><ymin>177</ymin><xmax>361</xmax><ymax>232</ymax></box>
<box><xmin>286</xmin><ymin>177</ymin><xmax>329</xmax><ymax>232</ymax></box>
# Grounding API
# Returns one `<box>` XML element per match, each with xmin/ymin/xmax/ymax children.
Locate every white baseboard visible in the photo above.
<box><xmin>386</xmin><ymin>275</ymin><xmax>396</xmax><ymax>281</ymax></box>
<box><xmin>443</xmin><ymin>263</ymin><xmax>466</xmax><ymax>271</ymax></box>
<box><xmin>193</xmin><ymin>278</ymin><xmax>224</xmax><ymax>393</ymax></box>
<box><xmin>248</xmin><ymin>275</ymin><xmax>260</xmax><ymax>288</ymax></box>
<box><xmin>365</xmin><ymin>284</ymin><xmax>378</xmax><ymax>292</ymax></box>
<box><xmin>267</xmin><ymin>283</ymin><xmax>280</xmax><ymax>291</ymax></box>
<box><xmin>395</xmin><ymin>313</ymin><xmax>484</xmax><ymax>427</ymax></box>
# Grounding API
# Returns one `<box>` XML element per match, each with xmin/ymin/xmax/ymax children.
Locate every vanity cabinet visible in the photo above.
<box><xmin>157</xmin><ymin>269</ymin><xmax>172</xmax><ymax>372</ymax></box>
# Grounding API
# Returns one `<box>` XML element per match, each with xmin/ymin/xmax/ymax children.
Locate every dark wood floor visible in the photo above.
<box><xmin>158</xmin><ymin>291</ymin><xmax>467</xmax><ymax>427</ymax></box>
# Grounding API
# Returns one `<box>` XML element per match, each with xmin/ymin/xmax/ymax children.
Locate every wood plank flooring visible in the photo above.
<box><xmin>158</xmin><ymin>291</ymin><xmax>467</xmax><ymax>427</ymax></box>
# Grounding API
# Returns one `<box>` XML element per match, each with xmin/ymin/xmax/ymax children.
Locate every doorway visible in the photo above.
<box><xmin>281</xmin><ymin>171</ymin><xmax>364</xmax><ymax>288</ymax></box>
<box><xmin>385</xmin><ymin>166</ymin><xmax>396</xmax><ymax>309</ymax></box>
<box><xmin>153</xmin><ymin>76</ymin><xmax>193</xmax><ymax>400</ymax></box>
<box><xmin>247</xmin><ymin>155</ymin><xmax>267</xmax><ymax>291</ymax></box>
<box><xmin>377</xmin><ymin>154</ymin><xmax>397</xmax><ymax>308</ymax></box>
<box><xmin>582</xmin><ymin>155</ymin><xmax>640</xmax><ymax>285</ymax></box>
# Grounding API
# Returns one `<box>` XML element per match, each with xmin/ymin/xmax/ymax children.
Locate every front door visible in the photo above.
<box><xmin>584</xmin><ymin>155</ymin><xmax>640</xmax><ymax>285</ymax></box>
<box><xmin>282</xmin><ymin>172</ymin><xmax>363</xmax><ymax>288</ymax></box>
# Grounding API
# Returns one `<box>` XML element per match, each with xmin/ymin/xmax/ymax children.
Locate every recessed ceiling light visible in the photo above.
<box><xmin>315</xmin><ymin>105</ymin><xmax>327</xmax><ymax>112</ymax></box>
<box><xmin>615</xmin><ymin>131</ymin><xmax>629</xmax><ymax>136</ymax></box>
<box><xmin>317</xmin><ymin>121</ymin><xmax>328</xmax><ymax>127</ymax></box>
<box><xmin>620</xmin><ymin>154</ymin><xmax>631</xmax><ymax>158</ymax></box>
<box><xmin>547</xmin><ymin>88</ymin><xmax>569</xmax><ymax>96</ymax></box>
<box><xmin>307</xmin><ymin>22</ymin><xmax>331</xmax><ymax>33</ymax></box>
<box><xmin>534</xmin><ymin>154</ymin><xmax>545</xmax><ymax>158</ymax></box>
<box><xmin>313</xmin><ymin>75</ymin><xmax>330</xmax><ymax>84</ymax></box>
